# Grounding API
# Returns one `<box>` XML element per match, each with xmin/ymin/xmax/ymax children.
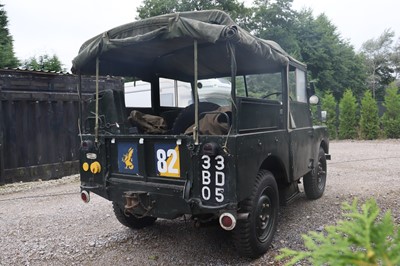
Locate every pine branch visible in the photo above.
<box><xmin>276</xmin><ymin>198</ymin><xmax>400</xmax><ymax>265</ymax></box>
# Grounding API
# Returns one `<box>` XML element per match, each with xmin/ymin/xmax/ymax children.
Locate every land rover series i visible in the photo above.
<box><xmin>72</xmin><ymin>10</ymin><xmax>330</xmax><ymax>258</ymax></box>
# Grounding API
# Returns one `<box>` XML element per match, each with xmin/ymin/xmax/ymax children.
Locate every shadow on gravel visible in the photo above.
<box><xmin>88</xmin><ymin>194</ymin><xmax>338</xmax><ymax>265</ymax></box>
<box><xmin>90</xmin><ymin>217</ymin><xmax>257</xmax><ymax>264</ymax></box>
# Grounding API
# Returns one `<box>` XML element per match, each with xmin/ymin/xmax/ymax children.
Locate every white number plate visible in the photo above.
<box><xmin>200</xmin><ymin>155</ymin><xmax>226</xmax><ymax>203</ymax></box>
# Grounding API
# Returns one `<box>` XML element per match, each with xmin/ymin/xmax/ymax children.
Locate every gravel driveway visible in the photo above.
<box><xmin>1</xmin><ymin>140</ymin><xmax>399</xmax><ymax>265</ymax></box>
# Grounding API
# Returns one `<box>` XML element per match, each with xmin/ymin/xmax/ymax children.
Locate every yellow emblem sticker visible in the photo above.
<box><xmin>118</xmin><ymin>143</ymin><xmax>139</xmax><ymax>174</ymax></box>
<box><xmin>122</xmin><ymin>147</ymin><xmax>135</xmax><ymax>170</ymax></box>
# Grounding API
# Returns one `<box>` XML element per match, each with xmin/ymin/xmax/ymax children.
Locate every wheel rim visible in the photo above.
<box><xmin>317</xmin><ymin>156</ymin><xmax>326</xmax><ymax>190</ymax></box>
<box><xmin>255</xmin><ymin>188</ymin><xmax>274</xmax><ymax>242</ymax></box>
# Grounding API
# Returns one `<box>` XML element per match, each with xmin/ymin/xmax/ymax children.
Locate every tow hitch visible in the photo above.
<box><xmin>124</xmin><ymin>192</ymin><xmax>154</xmax><ymax>216</ymax></box>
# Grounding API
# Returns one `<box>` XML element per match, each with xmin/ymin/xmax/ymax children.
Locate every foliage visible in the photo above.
<box><xmin>321</xmin><ymin>92</ymin><xmax>337</xmax><ymax>139</ymax></box>
<box><xmin>338</xmin><ymin>89</ymin><xmax>358</xmax><ymax>139</ymax></box>
<box><xmin>276</xmin><ymin>198</ymin><xmax>400</xmax><ymax>266</ymax></box>
<box><xmin>293</xmin><ymin>11</ymin><xmax>367</xmax><ymax>100</ymax></box>
<box><xmin>381</xmin><ymin>82</ymin><xmax>400</xmax><ymax>138</ymax></box>
<box><xmin>249</xmin><ymin>0</ymin><xmax>300</xmax><ymax>54</ymax></box>
<box><xmin>359</xmin><ymin>91</ymin><xmax>380</xmax><ymax>139</ymax></box>
<box><xmin>136</xmin><ymin>0</ymin><xmax>250</xmax><ymax>24</ymax></box>
<box><xmin>136</xmin><ymin>0</ymin><xmax>368</xmax><ymax>101</ymax></box>
<box><xmin>0</xmin><ymin>3</ymin><xmax>19</xmax><ymax>68</ymax></box>
<box><xmin>360</xmin><ymin>29</ymin><xmax>400</xmax><ymax>101</ymax></box>
<box><xmin>21</xmin><ymin>54</ymin><xmax>64</xmax><ymax>72</ymax></box>
<box><xmin>247</xmin><ymin>3</ymin><xmax>367</xmax><ymax>100</ymax></box>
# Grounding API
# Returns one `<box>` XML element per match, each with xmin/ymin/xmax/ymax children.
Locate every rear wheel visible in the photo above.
<box><xmin>112</xmin><ymin>202</ymin><xmax>157</xmax><ymax>229</ymax></box>
<box><xmin>303</xmin><ymin>147</ymin><xmax>327</xmax><ymax>199</ymax></box>
<box><xmin>233</xmin><ymin>170</ymin><xmax>279</xmax><ymax>258</ymax></box>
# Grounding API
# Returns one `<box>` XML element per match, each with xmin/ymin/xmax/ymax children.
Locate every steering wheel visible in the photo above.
<box><xmin>262</xmin><ymin>92</ymin><xmax>293</xmax><ymax>101</ymax></box>
<box><xmin>262</xmin><ymin>92</ymin><xmax>282</xmax><ymax>99</ymax></box>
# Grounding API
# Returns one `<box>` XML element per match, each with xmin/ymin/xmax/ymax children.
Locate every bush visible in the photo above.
<box><xmin>360</xmin><ymin>91</ymin><xmax>380</xmax><ymax>139</ymax></box>
<box><xmin>338</xmin><ymin>90</ymin><xmax>358</xmax><ymax>139</ymax></box>
<box><xmin>321</xmin><ymin>92</ymin><xmax>338</xmax><ymax>139</ymax></box>
<box><xmin>276</xmin><ymin>198</ymin><xmax>400</xmax><ymax>266</ymax></box>
<box><xmin>381</xmin><ymin>83</ymin><xmax>400</xmax><ymax>138</ymax></box>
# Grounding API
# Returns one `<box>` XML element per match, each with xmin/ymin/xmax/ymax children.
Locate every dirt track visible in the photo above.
<box><xmin>1</xmin><ymin>140</ymin><xmax>399</xmax><ymax>265</ymax></box>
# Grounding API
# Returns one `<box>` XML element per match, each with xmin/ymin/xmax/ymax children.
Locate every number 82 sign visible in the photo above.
<box><xmin>154</xmin><ymin>143</ymin><xmax>181</xmax><ymax>178</ymax></box>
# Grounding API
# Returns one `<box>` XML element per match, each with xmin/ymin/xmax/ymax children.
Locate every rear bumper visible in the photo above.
<box><xmin>81</xmin><ymin>177</ymin><xmax>236</xmax><ymax>219</ymax></box>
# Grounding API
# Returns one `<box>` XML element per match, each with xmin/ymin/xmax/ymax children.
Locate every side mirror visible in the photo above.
<box><xmin>307</xmin><ymin>82</ymin><xmax>316</xmax><ymax>97</ymax></box>
<box><xmin>309</xmin><ymin>95</ymin><xmax>319</xmax><ymax>105</ymax></box>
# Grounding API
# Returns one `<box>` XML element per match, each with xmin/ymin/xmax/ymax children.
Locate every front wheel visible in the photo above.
<box><xmin>303</xmin><ymin>147</ymin><xmax>327</xmax><ymax>200</ymax></box>
<box><xmin>112</xmin><ymin>202</ymin><xmax>157</xmax><ymax>229</ymax></box>
<box><xmin>233</xmin><ymin>170</ymin><xmax>279</xmax><ymax>258</ymax></box>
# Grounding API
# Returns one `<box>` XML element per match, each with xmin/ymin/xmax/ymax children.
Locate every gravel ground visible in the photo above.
<box><xmin>1</xmin><ymin>140</ymin><xmax>400</xmax><ymax>265</ymax></box>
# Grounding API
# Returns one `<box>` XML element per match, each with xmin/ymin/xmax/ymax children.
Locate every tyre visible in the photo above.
<box><xmin>233</xmin><ymin>170</ymin><xmax>279</xmax><ymax>258</ymax></box>
<box><xmin>303</xmin><ymin>147</ymin><xmax>327</xmax><ymax>200</ymax></box>
<box><xmin>112</xmin><ymin>202</ymin><xmax>157</xmax><ymax>229</ymax></box>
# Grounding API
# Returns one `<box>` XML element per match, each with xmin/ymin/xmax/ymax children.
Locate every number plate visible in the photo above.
<box><xmin>117</xmin><ymin>142</ymin><xmax>139</xmax><ymax>174</ymax></box>
<box><xmin>200</xmin><ymin>155</ymin><xmax>227</xmax><ymax>203</ymax></box>
<box><xmin>154</xmin><ymin>143</ymin><xmax>181</xmax><ymax>178</ymax></box>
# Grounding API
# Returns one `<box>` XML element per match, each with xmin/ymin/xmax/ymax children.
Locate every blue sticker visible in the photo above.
<box><xmin>118</xmin><ymin>142</ymin><xmax>139</xmax><ymax>174</ymax></box>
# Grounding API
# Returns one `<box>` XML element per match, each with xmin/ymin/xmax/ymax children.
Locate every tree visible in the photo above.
<box><xmin>136</xmin><ymin>0</ymin><xmax>179</xmax><ymax>19</ymax></box>
<box><xmin>249</xmin><ymin>5</ymin><xmax>367</xmax><ymax>101</ymax></box>
<box><xmin>393</xmin><ymin>40</ymin><xmax>400</xmax><ymax>78</ymax></box>
<box><xmin>249</xmin><ymin>0</ymin><xmax>300</xmax><ymax>54</ymax></box>
<box><xmin>381</xmin><ymin>82</ymin><xmax>400</xmax><ymax>138</ymax></box>
<box><xmin>360</xmin><ymin>29</ymin><xmax>399</xmax><ymax>100</ymax></box>
<box><xmin>21</xmin><ymin>54</ymin><xmax>64</xmax><ymax>72</ymax></box>
<box><xmin>321</xmin><ymin>92</ymin><xmax>337</xmax><ymax>139</ymax></box>
<box><xmin>338</xmin><ymin>89</ymin><xmax>358</xmax><ymax>139</ymax></box>
<box><xmin>136</xmin><ymin>0</ymin><xmax>368</xmax><ymax>101</ymax></box>
<box><xmin>294</xmin><ymin>11</ymin><xmax>366</xmax><ymax>100</ymax></box>
<box><xmin>136</xmin><ymin>0</ymin><xmax>249</xmax><ymax>24</ymax></box>
<box><xmin>359</xmin><ymin>90</ymin><xmax>379</xmax><ymax>140</ymax></box>
<box><xmin>0</xmin><ymin>3</ymin><xmax>19</xmax><ymax>68</ymax></box>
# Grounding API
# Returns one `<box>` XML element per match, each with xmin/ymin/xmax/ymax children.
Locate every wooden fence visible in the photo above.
<box><xmin>0</xmin><ymin>69</ymin><xmax>123</xmax><ymax>184</ymax></box>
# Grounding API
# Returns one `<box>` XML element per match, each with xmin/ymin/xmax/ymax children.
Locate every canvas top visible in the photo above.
<box><xmin>71</xmin><ymin>10</ymin><xmax>305</xmax><ymax>81</ymax></box>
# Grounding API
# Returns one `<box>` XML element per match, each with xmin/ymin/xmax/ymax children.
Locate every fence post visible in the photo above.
<box><xmin>0</xmin><ymin>84</ymin><xmax>4</xmax><ymax>184</ymax></box>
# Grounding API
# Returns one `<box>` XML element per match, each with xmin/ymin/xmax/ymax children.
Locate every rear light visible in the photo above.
<box><xmin>90</xmin><ymin>161</ymin><xmax>101</xmax><ymax>174</ymax></box>
<box><xmin>81</xmin><ymin>140</ymin><xmax>94</xmax><ymax>151</ymax></box>
<box><xmin>202</xmin><ymin>142</ymin><xmax>219</xmax><ymax>156</ymax></box>
<box><xmin>81</xmin><ymin>190</ymin><xmax>90</xmax><ymax>203</ymax></box>
<box><xmin>82</xmin><ymin>162</ymin><xmax>89</xmax><ymax>172</ymax></box>
<box><xmin>81</xmin><ymin>161</ymin><xmax>101</xmax><ymax>174</ymax></box>
<box><xmin>219</xmin><ymin>213</ymin><xmax>236</xmax><ymax>231</ymax></box>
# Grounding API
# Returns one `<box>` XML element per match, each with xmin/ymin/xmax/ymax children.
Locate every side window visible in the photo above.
<box><xmin>160</xmin><ymin>78</ymin><xmax>192</xmax><ymax>108</ymax></box>
<box><xmin>236</xmin><ymin>72</ymin><xmax>282</xmax><ymax>99</ymax></box>
<box><xmin>235</xmin><ymin>72</ymin><xmax>284</xmax><ymax>133</ymax></box>
<box><xmin>289</xmin><ymin>68</ymin><xmax>307</xmax><ymax>103</ymax></box>
<box><xmin>160</xmin><ymin>78</ymin><xmax>232</xmax><ymax>107</ymax></box>
<box><xmin>124</xmin><ymin>79</ymin><xmax>193</xmax><ymax>108</ymax></box>
<box><xmin>197</xmin><ymin>78</ymin><xmax>231</xmax><ymax>107</ymax></box>
<box><xmin>124</xmin><ymin>80</ymin><xmax>151</xmax><ymax>107</ymax></box>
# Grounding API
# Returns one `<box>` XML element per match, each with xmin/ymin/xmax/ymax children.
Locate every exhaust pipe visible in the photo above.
<box><xmin>219</xmin><ymin>213</ymin><xmax>236</xmax><ymax>231</ymax></box>
<box><xmin>81</xmin><ymin>190</ymin><xmax>90</xmax><ymax>203</ymax></box>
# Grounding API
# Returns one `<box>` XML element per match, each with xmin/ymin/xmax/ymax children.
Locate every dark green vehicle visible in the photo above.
<box><xmin>73</xmin><ymin>10</ymin><xmax>330</xmax><ymax>258</ymax></box>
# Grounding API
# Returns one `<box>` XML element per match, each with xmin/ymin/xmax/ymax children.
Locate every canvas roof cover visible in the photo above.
<box><xmin>71</xmin><ymin>10</ymin><xmax>305</xmax><ymax>81</ymax></box>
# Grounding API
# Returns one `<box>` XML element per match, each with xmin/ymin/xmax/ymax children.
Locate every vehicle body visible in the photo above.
<box><xmin>72</xmin><ymin>10</ymin><xmax>330</xmax><ymax>258</ymax></box>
